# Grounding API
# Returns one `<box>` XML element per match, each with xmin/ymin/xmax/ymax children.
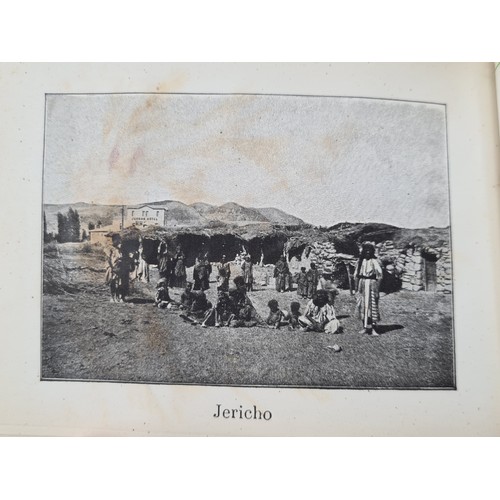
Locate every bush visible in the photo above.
<box><xmin>79</xmin><ymin>242</ymin><xmax>105</xmax><ymax>255</ymax></box>
<box><xmin>44</xmin><ymin>241</ymin><xmax>59</xmax><ymax>257</ymax></box>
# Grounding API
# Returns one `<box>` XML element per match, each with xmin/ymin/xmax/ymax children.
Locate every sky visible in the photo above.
<box><xmin>43</xmin><ymin>93</ymin><xmax>450</xmax><ymax>228</ymax></box>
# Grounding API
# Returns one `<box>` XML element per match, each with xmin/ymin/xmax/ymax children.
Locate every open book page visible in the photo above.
<box><xmin>0</xmin><ymin>63</ymin><xmax>499</xmax><ymax>436</ymax></box>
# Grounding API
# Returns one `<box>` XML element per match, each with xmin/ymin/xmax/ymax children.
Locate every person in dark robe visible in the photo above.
<box><xmin>193</xmin><ymin>256</ymin><xmax>212</xmax><ymax>291</ymax></box>
<box><xmin>157</xmin><ymin>239</ymin><xmax>170</xmax><ymax>282</ymax></box>
<box><xmin>172</xmin><ymin>247</ymin><xmax>187</xmax><ymax>288</ymax></box>
<box><xmin>155</xmin><ymin>277</ymin><xmax>172</xmax><ymax>309</ymax></box>
<box><xmin>296</xmin><ymin>267</ymin><xmax>308</xmax><ymax>298</ymax></box>
<box><xmin>180</xmin><ymin>282</ymin><xmax>194</xmax><ymax>310</ymax></box>
<box><xmin>201</xmin><ymin>290</ymin><xmax>234</xmax><ymax>327</ymax></box>
<box><xmin>105</xmin><ymin>234</ymin><xmax>131</xmax><ymax>303</ymax></box>
<box><xmin>218</xmin><ymin>255</ymin><xmax>231</xmax><ymax>281</ymax></box>
<box><xmin>179</xmin><ymin>290</ymin><xmax>212</xmax><ymax>325</ymax></box>
<box><xmin>305</xmin><ymin>262</ymin><xmax>320</xmax><ymax>299</ymax></box>
<box><xmin>274</xmin><ymin>256</ymin><xmax>289</xmax><ymax>292</ymax></box>
<box><xmin>288</xmin><ymin>301</ymin><xmax>301</xmax><ymax>329</ymax></box>
<box><xmin>228</xmin><ymin>276</ymin><xmax>259</xmax><ymax>327</ymax></box>
<box><xmin>217</xmin><ymin>255</ymin><xmax>230</xmax><ymax>291</ymax></box>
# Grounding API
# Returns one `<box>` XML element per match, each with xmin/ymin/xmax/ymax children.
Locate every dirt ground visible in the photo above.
<box><xmin>42</xmin><ymin>243</ymin><xmax>455</xmax><ymax>388</ymax></box>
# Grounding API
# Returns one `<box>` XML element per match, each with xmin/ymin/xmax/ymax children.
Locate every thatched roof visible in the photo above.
<box><xmin>117</xmin><ymin>221</ymin><xmax>316</xmax><ymax>243</ymax></box>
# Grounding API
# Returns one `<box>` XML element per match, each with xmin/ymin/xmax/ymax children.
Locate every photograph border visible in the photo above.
<box><xmin>40</xmin><ymin>90</ymin><xmax>456</xmax><ymax>391</ymax></box>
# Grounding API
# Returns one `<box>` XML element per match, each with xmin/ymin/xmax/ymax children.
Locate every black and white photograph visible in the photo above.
<box><xmin>41</xmin><ymin>92</ymin><xmax>454</xmax><ymax>389</ymax></box>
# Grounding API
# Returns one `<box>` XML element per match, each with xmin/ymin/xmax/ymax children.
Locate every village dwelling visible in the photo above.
<box><xmin>126</xmin><ymin>205</ymin><xmax>167</xmax><ymax>227</ymax></box>
<box><xmin>376</xmin><ymin>240</ymin><xmax>452</xmax><ymax>293</ymax></box>
<box><xmin>115</xmin><ymin>222</ymin><xmax>452</xmax><ymax>295</ymax></box>
<box><xmin>89</xmin><ymin>219</ymin><xmax>123</xmax><ymax>245</ymax></box>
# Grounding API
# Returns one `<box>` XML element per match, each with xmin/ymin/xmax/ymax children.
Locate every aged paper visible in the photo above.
<box><xmin>1</xmin><ymin>62</ymin><xmax>499</xmax><ymax>435</ymax></box>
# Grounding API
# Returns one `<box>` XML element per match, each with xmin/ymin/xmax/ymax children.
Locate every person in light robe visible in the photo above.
<box><xmin>298</xmin><ymin>290</ymin><xmax>340</xmax><ymax>333</ymax></box>
<box><xmin>355</xmin><ymin>243</ymin><xmax>383</xmax><ymax>336</ymax></box>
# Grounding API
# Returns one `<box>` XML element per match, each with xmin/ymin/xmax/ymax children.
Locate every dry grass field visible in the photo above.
<box><xmin>42</xmin><ymin>243</ymin><xmax>455</xmax><ymax>388</ymax></box>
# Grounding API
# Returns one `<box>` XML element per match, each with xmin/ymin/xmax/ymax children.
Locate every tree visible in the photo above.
<box><xmin>56</xmin><ymin>208</ymin><xmax>81</xmax><ymax>242</ymax></box>
<box><xmin>67</xmin><ymin>208</ymin><xmax>81</xmax><ymax>242</ymax></box>
<box><xmin>57</xmin><ymin>212</ymin><xmax>68</xmax><ymax>243</ymax></box>
<box><xmin>43</xmin><ymin>212</ymin><xmax>50</xmax><ymax>243</ymax></box>
<box><xmin>88</xmin><ymin>222</ymin><xmax>95</xmax><ymax>231</ymax></box>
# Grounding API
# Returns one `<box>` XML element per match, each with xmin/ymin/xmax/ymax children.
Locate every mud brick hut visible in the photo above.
<box><xmin>377</xmin><ymin>240</ymin><xmax>452</xmax><ymax>293</ymax></box>
<box><xmin>117</xmin><ymin>223</ymin><xmax>316</xmax><ymax>268</ymax></box>
<box><xmin>369</xmin><ymin>227</ymin><xmax>452</xmax><ymax>294</ymax></box>
<box><xmin>290</xmin><ymin>223</ymin><xmax>453</xmax><ymax>294</ymax></box>
<box><xmin>110</xmin><ymin>216</ymin><xmax>452</xmax><ymax>294</ymax></box>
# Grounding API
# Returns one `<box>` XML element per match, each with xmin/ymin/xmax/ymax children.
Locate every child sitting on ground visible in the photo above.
<box><xmin>266</xmin><ymin>299</ymin><xmax>289</xmax><ymax>329</ymax></box>
<box><xmin>181</xmin><ymin>290</ymin><xmax>212</xmax><ymax>324</ymax></box>
<box><xmin>288</xmin><ymin>301</ymin><xmax>301</xmax><ymax>329</ymax></box>
<box><xmin>201</xmin><ymin>290</ymin><xmax>234</xmax><ymax>328</ymax></box>
<box><xmin>155</xmin><ymin>278</ymin><xmax>171</xmax><ymax>309</ymax></box>
<box><xmin>180</xmin><ymin>282</ymin><xmax>194</xmax><ymax>310</ymax></box>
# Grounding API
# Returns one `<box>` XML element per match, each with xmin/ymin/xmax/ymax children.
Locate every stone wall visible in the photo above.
<box><xmin>376</xmin><ymin>240</ymin><xmax>452</xmax><ymax>293</ymax></box>
<box><xmin>287</xmin><ymin>239</ymin><xmax>452</xmax><ymax>294</ymax></box>
<box><xmin>435</xmin><ymin>246</ymin><xmax>452</xmax><ymax>293</ymax></box>
<box><xmin>235</xmin><ymin>237</ymin><xmax>453</xmax><ymax>294</ymax></box>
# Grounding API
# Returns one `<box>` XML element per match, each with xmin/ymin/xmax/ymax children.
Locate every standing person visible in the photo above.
<box><xmin>157</xmin><ymin>239</ymin><xmax>170</xmax><ymax>281</ymax></box>
<box><xmin>105</xmin><ymin>234</ymin><xmax>130</xmax><ymax>303</ymax></box>
<box><xmin>241</xmin><ymin>255</ymin><xmax>254</xmax><ymax>292</ymax></box>
<box><xmin>136</xmin><ymin>242</ymin><xmax>150</xmax><ymax>283</ymax></box>
<box><xmin>218</xmin><ymin>255</ymin><xmax>231</xmax><ymax>281</ymax></box>
<box><xmin>355</xmin><ymin>243</ymin><xmax>383</xmax><ymax>336</ymax></box>
<box><xmin>173</xmin><ymin>247</ymin><xmax>187</xmax><ymax>288</ymax></box>
<box><xmin>193</xmin><ymin>257</ymin><xmax>202</xmax><ymax>290</ymax></box>
<box><xmin>274</xmin><ymin>256</ymin><xmax>289</xmax><ymax>293</ymax></box>
<box><xmin>203</xmin><ymin>257</ymin><xmax>212</xmax><ymax>290</ymax></box>
<box><xmin>298</xmin><ymin>290</ymin><xmax>340</xmax><ymax>333</ymax></box>
<box><xmin>217</xmin><ymin>255</ymin><xmax>231</xmax><ymax>291</ymax></box>
<box><xmin>193</xmin><ymin>256</ymin><xmax>211</xmax><ymax>291</ymax></box>
<box><xmin>296</xmin><ymin>267</ymin><xmax>308</xmax><ymax>298</ymax></box>
<box><xmin>305</xmin><ymin>262</ymin><xmax>320</xmax><ymax>299</ymax></box>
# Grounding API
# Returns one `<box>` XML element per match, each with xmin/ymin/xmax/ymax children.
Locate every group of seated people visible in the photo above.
<box><xmin>266</xmin><ymin>289</ymin><xmax>340</xmax><ymax>333</ymax></box>
<box><xmin>155</xmin><ymin>273</ymin><xmax>341</xmax><ymax>333</ymax></box>
<box><xmin>155</xmin><ymin>275</ymin><xmax>259</xmax><ymax>328</ymax></box>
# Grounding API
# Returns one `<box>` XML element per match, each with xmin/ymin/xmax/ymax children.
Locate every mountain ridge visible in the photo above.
<box><xmin>43</xmin><ymin>199</ymin><xmax>308</xmax><ymax>233</ymax></box>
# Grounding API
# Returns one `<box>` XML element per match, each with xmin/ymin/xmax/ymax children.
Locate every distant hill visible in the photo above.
<box><xmin>190</xmin><ymin>202</ymin><xmax>215</xmax><ymax>215</ymax></box>
<box><xmin>48</xmin><ymin>200</ymin><xmax>448</xmax><ymax>245</ymax></box>
<box><xmin>204</xmin><ymin>202</ymin><xmax>269</xmax><ymax>225</ymax></box>
<box><xmin>252</xmin><ymin>207</ymin><xmax>306</xmax><ymax>225</ymax></box>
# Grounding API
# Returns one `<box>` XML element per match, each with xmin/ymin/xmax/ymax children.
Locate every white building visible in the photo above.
<box><xmin>126</xmin><ymin>205</ymin><xmax>167</xmax><ymax>227</ymax></box>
